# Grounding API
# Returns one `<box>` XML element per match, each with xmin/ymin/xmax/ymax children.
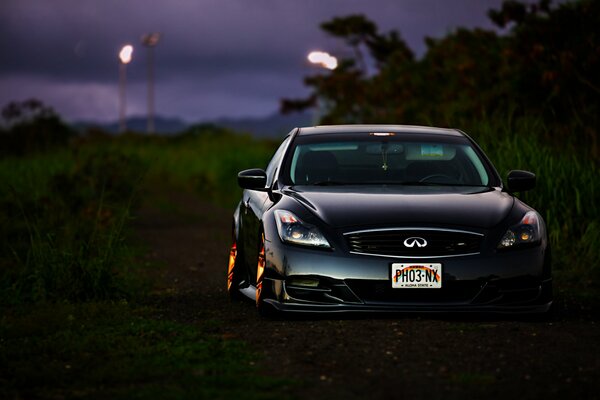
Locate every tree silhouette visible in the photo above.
<box><xmin>1</xmin><ymin>99</ymin><xmax>74</xmax><ymax>156</ymax></box>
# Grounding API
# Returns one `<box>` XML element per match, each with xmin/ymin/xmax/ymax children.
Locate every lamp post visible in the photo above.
<box><xmin>141</xmin><ymin>33</ymin><xmax>161</xmax><ymax>134</ymax></box>
<box><xmin>307</xmin><ymin>51</ymin><xmax>337</xmax><ymax>124</ymax></box>
<box><xmin>118</xmin><ymin>44</ymin><xmax>133</xmax><ymax>133</ymax></box>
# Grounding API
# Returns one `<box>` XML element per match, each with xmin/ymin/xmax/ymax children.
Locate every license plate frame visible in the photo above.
<box><xmin>391</xmin><ymin>263</ymin><xmax>442</xmax><ymax>289</ymax></box>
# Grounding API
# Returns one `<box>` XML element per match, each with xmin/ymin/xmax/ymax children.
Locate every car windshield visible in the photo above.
<box><xmin>285</xmin><ymin>137</ymin><xmax>491</xmax><ymax>187</ymax></box>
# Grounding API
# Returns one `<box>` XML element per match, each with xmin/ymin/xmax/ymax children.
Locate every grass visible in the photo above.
<box><xmin>466</xmin><ymin>118</ymin><xmax>600</xmax><ymax>294</ymax></box>
<box><xmin>0</xmin><ymin>148</ymin><xmax>147</xmax><ymax>303</ymax></box>
<box><xmin>100</xmin><ymin>126</ymin><xmax>279</xmax><ymax>208</ymax></box>
<box><xmin>0</xmin><ymin>302</ymin><xmax>290</xmax><ymax>400</ymax></box>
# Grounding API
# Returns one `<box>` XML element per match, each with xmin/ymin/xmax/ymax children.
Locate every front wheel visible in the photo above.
<box><xmin>256</xmin><ymin>233</ymin><xmax>266</xmax><ymax>307</ymax></box>
<box><xmin>227</xmin><ymin>239</ymin><xmax>242</xmax><ymax>300</ymax></box>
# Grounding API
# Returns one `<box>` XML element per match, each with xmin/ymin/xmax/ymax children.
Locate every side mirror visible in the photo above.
<box><xmin>506</xmin><ymin>170</ymin><xmax>536</xmax><ymax>192</ymax></box>
<box><xmin>238</xmin><ymin>168</ymin><xmax>267</xmax><ymax>190</ymax></box>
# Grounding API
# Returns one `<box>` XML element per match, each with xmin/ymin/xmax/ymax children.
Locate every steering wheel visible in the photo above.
<box><xmin>418</xmin><ymin>173</ymin><xmax>456</xmax><ymax>183</ymax></box>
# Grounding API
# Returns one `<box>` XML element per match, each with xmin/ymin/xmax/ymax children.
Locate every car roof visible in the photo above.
<box><xmin>296</xmin><ymin>124</ymin><xmax>464</xmax><ymax>137</ymax></box>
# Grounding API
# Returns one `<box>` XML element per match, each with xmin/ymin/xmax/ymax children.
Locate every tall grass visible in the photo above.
<box><xmin>465</xmin><ymin>118</ymin><xmax>599</xmax><ymax>288</ymax></box>
<box><xmin>101</xmin><ymin>127</ymin><xmax>279</xmax><ymax>207</ymax></box>
<box><xmin>0</xmin><ymin>127</ymin><xmax>275</xmax><ymax>304</ymax></box>
<box><xmin>0</xmin><ymin>149</ymin><xmax>146</xmax><ymax>304</ymax></box>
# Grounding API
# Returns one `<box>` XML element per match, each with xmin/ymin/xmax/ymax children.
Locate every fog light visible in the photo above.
<box><xmin>288</xmin><ymin>277</ymin><xmax>320</xmax><ymax>288</ymax></box>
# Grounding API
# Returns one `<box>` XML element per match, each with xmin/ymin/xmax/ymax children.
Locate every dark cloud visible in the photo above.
<box><xmin>0</xmin><ymin>0</ymin><xmax>516</xmax><ymax>122</ymax></box>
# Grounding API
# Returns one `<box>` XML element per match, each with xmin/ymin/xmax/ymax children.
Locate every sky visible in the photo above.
<box><xmin>0</xmin><ymin>0</ymin><xmax>514</xmax><ymax>124</ymax></box>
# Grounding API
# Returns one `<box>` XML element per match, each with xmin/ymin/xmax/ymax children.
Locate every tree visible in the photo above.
<box><xmin>1</xmin><ymin>99</ymin><xmax>74</xmax><ymax>156</ymax></box>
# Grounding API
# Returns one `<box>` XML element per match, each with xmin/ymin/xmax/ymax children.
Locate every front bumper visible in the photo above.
<box><xmin>262</xmin><ymin>237</ymin><xmax>552</xmax><ymax>314</ymax></box>
<box><xmin>264</xmin><ymin>279</ymin><xmax>553</xmax><ymax>314</ymax></box>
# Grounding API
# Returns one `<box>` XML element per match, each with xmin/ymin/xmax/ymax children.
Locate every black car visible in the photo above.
<box><xmin>227</xmin><ymin>125</ymin><xmax>552</xmax><ymax>314</ymax></box>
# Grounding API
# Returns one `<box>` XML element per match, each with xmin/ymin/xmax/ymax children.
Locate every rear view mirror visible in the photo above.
<box><xmin>506</xmin><ymin>170</ymin><xmax>536</xmax><ymax>192</ymax></box>
<box><xmin>365</xmin><ymin>143</ymin><xmax>404</xmax><ymax>155</ymax></box>
<box><xmin>238</xmin><ymin>168</ymin><xmax>267</xmax><ymax>190</ymax></box>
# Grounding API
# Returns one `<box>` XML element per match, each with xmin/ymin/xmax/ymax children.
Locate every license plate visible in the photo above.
<box><xmin>391</xmin><ymin>263</ymin><xmax>442</xmax><ymax>289</ymax></box>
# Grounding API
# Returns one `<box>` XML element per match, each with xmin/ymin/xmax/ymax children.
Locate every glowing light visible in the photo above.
<box><xmin>308</xmin><ymin>51</ymin><xmax>338</xmax><ymax>70</ymax></box>
<box><xmin>119</xmin><ymin>45</ymin><xmax>133</xmax><ymax>64</ymax></box>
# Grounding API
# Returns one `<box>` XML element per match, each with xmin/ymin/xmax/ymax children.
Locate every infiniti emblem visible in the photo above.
<box><xmin>403</xmin><ymin>237</ymin><xmax>428</xmax><ymax>248</ymax></box>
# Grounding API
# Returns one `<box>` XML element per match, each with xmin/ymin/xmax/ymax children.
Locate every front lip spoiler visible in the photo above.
<box><xmin>263</xmin><ymin>299</ymin><xmax>553</xmax><ymax>315</ymax></box>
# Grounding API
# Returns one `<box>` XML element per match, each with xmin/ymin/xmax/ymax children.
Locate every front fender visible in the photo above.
<box><xmin>232</xmin><ymin>201</ymin><xmax>242</xmax><ymax>239</ymax></box>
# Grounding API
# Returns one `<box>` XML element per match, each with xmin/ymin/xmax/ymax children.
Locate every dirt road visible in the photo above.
<box><xmin>134</xmin><ymin>190</ymin><xmax>600</xmax><ymax>400</ymax></box>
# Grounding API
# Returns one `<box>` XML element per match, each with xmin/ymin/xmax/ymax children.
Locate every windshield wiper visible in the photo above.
<box><xmin>305</xmin><ymin>181</ymin><xmax>490</xmax><ymax>187</ymax></box>
<box><xmin>396</xmin><ymin>181</ymin><xmax>490</xmax><ymax>187</ymax></box>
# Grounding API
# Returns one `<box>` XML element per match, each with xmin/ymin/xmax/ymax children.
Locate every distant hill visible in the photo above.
<box><xmin>75</xmin><ymin>116</ymin><xmax>187</xmax><ymax>134</ymax></box>
<box><xmin>214</xmin><ymin>112</ymin><xmax>312</xmax><ymax>138</ymax></box>
<box><xmin>75</xmin><ymin>111</ymin><xmax>313</xmax><ymax>138</ymax></box>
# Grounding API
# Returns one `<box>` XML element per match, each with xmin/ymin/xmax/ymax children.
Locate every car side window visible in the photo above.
<box><xmin>265</xmin><ymin>136</ymin><xmax>291</xmax><ymax>187</ymax></box>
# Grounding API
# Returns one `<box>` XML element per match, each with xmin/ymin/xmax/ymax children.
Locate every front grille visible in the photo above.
<box><xmin>345</xmin><ymin>229</ymin><xmax>482</xmax><ymax>257</ymax></box>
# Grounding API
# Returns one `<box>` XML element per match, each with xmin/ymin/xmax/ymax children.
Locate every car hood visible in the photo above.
<box><xmin>284</xmin><ymin>186</ymin><xmax>513</xmax><ymax>230</ymax></box>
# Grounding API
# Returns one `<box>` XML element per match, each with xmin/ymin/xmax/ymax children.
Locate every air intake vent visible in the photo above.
<box><xmin>345</xmin><ymin>229</ymin><xmax>482</xmax><ymax>258</ymax></box>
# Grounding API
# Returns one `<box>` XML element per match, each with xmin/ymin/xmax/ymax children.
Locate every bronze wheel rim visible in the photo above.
<box><xmin>256</xmin><ymin>233</ymin><xmax>265</xmax><ymax>307</ymax></box>
<box><xmin>227</xmin><ymin>241</ymin><xmax>237</xmax><ymax>292</ymax></box>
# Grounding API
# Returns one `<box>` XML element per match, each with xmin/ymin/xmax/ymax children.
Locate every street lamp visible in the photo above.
<box><xmin>307</xmin><ymin>50</ymin><xmax>338</xmax><ymax>70</ymax></box>
<box><xmin>118</xmin><ymin>44</ymin><xmax>133</xmax><ymax>133</ymax></box>
<box><xmin>141</xmin><ymin>33</ymin><xmax>161</xmax><ymax>134</ymax></box>
<box><xmin>307</xmin><ymin>50</ymin><xmax>337</xmax><ymax>124</ymax></box>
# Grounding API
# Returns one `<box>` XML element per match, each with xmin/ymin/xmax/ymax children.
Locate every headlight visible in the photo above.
<box><xmin>497</xmin><ymin>211</ymin><xmax>543</xmax><ymax>250</ymax></box>
<box><xmin>274</xmin><ymin>210</ymin><xmax>331</xmax><ymax>248</ymax></box>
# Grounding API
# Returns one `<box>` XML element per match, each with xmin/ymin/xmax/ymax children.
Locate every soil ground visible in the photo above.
<box><xmin>133</xmin><ymin>189</ymin><xmax>600</xmax><ymax>400</ymax></box>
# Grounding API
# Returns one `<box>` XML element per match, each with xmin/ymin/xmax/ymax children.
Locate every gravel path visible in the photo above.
<box><xmin>133</xmin><ymin>189</ymin><xmax>600</xmax><ymax>400</ymax></box>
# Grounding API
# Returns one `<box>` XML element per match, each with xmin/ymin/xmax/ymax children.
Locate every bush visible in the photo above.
<box><xmin>0</xmin><ymin>99</ymin><xmax>75</xmax><ymax>157</ymax></box>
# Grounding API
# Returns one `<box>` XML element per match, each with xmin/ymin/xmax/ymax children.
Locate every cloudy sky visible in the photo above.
<box><xmin>1</xmin><ymin>0</ymin><xmax>512</xmax><ymax>123</ymax></box>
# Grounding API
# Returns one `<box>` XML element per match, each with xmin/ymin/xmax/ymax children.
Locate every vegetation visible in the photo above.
<box><xmin>99</xmin><ymin>125</ymin><xmax>278</xmax><ymax>208</ymax></box>
<box><xmin>0</xmin><ymin>119</ymin><xmax>282</xmax><ymax>398</ymax></box>
<box><xmin>0</xmin><ymin>148</ymin><xmax>145</xmax><ymax>303</ymax></box>
<box><xmin>0</xmin><ymin>119</ymin><xmax>276</xmax><ymax>305</ymax></box>
<box><xmin>469</xmin><ymin>119</ymin><xmax>599</xmax><ymax>293</ymax></box>
<box><xmin>1</xmin><ymin>99</ymin><xmax>75</xmax><ymax>156</ymax></box>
